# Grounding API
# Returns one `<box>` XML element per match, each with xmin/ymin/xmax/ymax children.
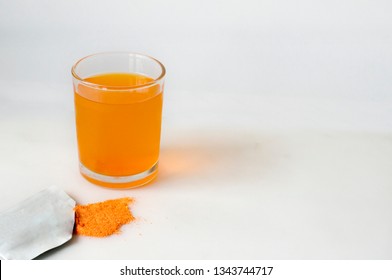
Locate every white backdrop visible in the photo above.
<box><xmin>0</xmin><ymin>0</ymin><xmax>391</xmax><ymax>259</ymax></box>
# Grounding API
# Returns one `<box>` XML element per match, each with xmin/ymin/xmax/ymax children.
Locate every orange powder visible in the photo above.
<box><xmin>74</xmin><ymin>197</ymin><xmax>134</xmax><ymax>237</ymax></box>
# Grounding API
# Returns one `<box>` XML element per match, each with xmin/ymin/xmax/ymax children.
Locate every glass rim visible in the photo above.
<box><xmin>71</xmin><ymin>52</ymin><xmax>166</xmax><ymax>91</ymax></box>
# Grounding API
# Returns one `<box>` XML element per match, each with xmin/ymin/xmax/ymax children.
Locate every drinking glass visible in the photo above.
<box><xmin>71</xmin><ymin>52</ymin><xmax>165</xmax><ymax>188</ymax></box>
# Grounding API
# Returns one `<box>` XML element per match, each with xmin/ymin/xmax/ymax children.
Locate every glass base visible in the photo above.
<box><xmin>79</xmin><ymin>162</ymin><xmax>158</xmax><ymax>189</ymax></box>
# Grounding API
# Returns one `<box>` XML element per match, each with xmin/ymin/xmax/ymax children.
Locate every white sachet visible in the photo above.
<box><xmin>0</xmin><ymin>185</ymin><xmax>75</xmax><ymax>260</ymax></box>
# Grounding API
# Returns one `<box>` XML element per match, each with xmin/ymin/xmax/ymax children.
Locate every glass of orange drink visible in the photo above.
<box><xmin>71</xmin><ymin>52</ymin><xmax>165</xmax><ymax>188</ymax></box>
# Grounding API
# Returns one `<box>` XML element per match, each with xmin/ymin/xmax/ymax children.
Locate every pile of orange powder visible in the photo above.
<box><xmin>74</xmin><ymin>197</ymin><xmax>134</xmax><ymax>237</ymax></box>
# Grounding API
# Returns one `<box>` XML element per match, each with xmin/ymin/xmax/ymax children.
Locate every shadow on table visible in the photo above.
<box><xmin>156</xmin><ymin>128</ymin><xmax>281</xmax><ymax>187</ymax></box>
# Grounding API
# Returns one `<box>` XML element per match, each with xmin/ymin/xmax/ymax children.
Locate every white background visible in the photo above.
<box><xmin>0</xmin><ymin>0</ymin><xmax>391</xmax><ymax>259</ymax></box>
<box><xmin>3</xmin><ymin>260</ymin><xmax>392</xmax><ymax>280</ymax></box>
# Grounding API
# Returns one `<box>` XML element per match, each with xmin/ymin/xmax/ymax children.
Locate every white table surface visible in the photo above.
<box><xmin>0</xmin><ymin>0</ymin><xmax>391</xmax><ymax>259</ymax></box>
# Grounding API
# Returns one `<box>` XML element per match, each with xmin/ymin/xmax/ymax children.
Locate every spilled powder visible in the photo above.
<box><xmin>74</xmin><ymin>197</ymin><xmax>134</xmax><ymax>237</ymax></box>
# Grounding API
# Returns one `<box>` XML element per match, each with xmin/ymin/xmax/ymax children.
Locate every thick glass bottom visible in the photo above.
<box><xmin>79</xmin><ymin>162</ymin><xmax>158</xmax><ymax>189</ymax></box>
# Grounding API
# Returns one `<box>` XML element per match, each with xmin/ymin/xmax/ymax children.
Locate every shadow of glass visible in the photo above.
<box><xmin>156</xmin><ymin>128</ymin><xmax>279</xmax><ymax>186</ymax></box>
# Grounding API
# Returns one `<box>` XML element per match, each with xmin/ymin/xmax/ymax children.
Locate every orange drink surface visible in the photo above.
<box><xmin>74</xmin><ymin>72</ymin><xmax>163</xmax><ymax>187</ymax></box>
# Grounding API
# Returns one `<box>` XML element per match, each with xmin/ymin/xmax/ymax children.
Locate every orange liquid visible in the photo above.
<box><xmin>74</xmin><ymin>73</ymin><xmax>163</xmax><ymax>187</ymax></box>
